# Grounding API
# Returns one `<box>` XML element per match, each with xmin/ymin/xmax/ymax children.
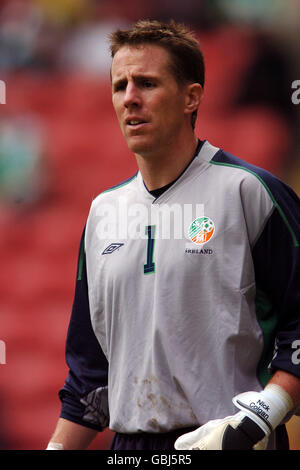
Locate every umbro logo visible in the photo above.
<box><xmin>102</xmin><ymin>243</ymin><xmax>124</xmax><ymax>255</ymax></box>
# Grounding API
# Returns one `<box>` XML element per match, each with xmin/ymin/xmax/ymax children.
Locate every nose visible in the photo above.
<box><xmin>124</xmin><ymin>82</ymin><xmax>141</xmax><ymax>108</ymax></box>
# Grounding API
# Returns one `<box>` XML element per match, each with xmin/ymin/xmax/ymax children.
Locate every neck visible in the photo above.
<box><xmin>135</xmin><ymin>133</ymin><xmax>199</xmax><ymax>191</ymax></box>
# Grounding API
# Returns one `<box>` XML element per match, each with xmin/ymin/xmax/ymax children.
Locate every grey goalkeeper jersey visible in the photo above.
<box><xmin>59</xmin><ymin>140</ymin><xmax>300</xmax><ymax>439</ymax></box>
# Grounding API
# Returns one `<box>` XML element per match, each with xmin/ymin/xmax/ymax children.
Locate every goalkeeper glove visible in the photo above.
<box><xmin>174</xmin><ymin>384</ymin><xmax>293</xmax><ymax>450</ymax></box>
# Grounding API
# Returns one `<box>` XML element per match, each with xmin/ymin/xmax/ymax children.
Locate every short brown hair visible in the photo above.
<box><xmin>109</xmin><ymin>19</ymin><xmax>205</xmax><ymax>128</ymax></box>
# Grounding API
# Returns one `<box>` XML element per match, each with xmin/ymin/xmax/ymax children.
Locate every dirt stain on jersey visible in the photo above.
<box><xmin>147</xmin><ymin>418</ymin><xmax>160</xmax><ymax>430</ymax></box>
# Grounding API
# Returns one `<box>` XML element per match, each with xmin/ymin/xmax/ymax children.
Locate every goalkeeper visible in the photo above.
<box><xmin>47</xmin><ymin>19</ymin><xmax>300</xmax><ymax>451</ymax></box>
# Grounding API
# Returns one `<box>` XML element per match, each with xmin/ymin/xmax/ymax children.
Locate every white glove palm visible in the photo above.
<box><xmin>174</xmin><ymin>412</ymin><xmax>267</xmax><ymax>450</ymax></box>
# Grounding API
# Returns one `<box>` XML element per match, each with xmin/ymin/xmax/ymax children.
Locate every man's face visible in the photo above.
<box><xmin>111</xmin><ymin>44</ymin><xmax>191</xmax><ymax>156</ymax></box>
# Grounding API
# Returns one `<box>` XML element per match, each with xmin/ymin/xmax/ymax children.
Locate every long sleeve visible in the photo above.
<box><xmin>251</xmin><ymin>174</ymin><xmax>300</xmax><ymax>388</ymax></box>
<box><xmin>59</xmin><ymin>226</ymin><xmax>109</xmax><ymax>431</ymax></box>
<box><xmin>210</xmin><ymin>148</ymin><xmax>300</xmax><ymax>392</ymax></box>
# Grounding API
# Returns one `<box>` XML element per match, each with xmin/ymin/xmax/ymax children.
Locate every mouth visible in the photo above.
<box><xmin>125</xmin><ymin>118</ymin><xmax>148</xmax><ymax>129</ymax></box>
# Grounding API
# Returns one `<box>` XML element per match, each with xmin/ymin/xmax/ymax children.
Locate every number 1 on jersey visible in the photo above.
<box><xmin>144</xmin><ymin>225</ymin><xmax>156</xmax><ymax>274</ymax></box>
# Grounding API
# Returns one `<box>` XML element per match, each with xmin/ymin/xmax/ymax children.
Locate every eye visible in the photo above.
<box><xmin>113</xmin><ymin>81</ymin><xmax>127</xmax><ymax>92</ymax></box>
<box><xmin>142</xmin><ymin>79</ymin><xmax>155</xmax><ymax>88</ymax></box>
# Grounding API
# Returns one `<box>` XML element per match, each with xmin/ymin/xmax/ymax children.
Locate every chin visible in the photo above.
<box><xmin>126</xmin><ymin>137</ymin><xmax>154</xmax><ymax>156</ymax></box>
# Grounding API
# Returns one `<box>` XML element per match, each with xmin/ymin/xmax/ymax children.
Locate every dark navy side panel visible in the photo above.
<box><xmin>212</xmin><ymin>150</ymin><xmax>300</xmax><ymax>380</ymax></box>
<box><xmin>252</xmin><ymin>206</ymin><xmax>300</xmax><ymax>379</ymax></box>
<box><xmin>59</xmin><ymin>227</ymin><xmax>109</xmax><ymax>431</ymax></box>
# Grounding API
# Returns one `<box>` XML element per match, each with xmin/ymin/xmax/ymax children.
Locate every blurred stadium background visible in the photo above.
<box><xmin>0</xmin><ymin>0</ymin><xmax>299</xmax><ymax>450</ymax></box>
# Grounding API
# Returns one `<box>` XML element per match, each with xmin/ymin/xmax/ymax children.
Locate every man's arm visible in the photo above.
<box><xmin>268</xmin><ymin>369</ymin><xmax>300</xmax><ymax>409</ymax></box>
<box><xmin>50</xmin><ymin>227</ymin><xmax>109</xmax><ymax>449</ymax></box>
<box><xmin>47</xmin><ymin>418</ymin><xmax>98</xmax><ymax>450</ymax></box>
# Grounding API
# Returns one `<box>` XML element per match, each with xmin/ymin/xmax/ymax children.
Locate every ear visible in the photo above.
<box><xmin>184</xmin><ymin>83</ymin><xmax>203</xmax><ymax>115</ymax></box>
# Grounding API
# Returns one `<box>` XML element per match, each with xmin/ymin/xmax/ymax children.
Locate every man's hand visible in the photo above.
<box><xmin>174</xmin><ymin>384</ymin><xmax>293</xmax><ymax>450</ymax></box>
<box><xmin>174</xmin><ymin>412</ymin><xmax>268</xmax><ymax>450</ymax></box>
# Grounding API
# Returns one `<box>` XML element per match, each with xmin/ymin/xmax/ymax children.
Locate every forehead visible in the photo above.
<box><xmin>111</xmin><ymin>44</ymin><xmax>173</xmax><ymax>80</ymax></box>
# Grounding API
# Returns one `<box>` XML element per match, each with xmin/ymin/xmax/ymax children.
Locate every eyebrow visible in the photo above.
<box><xmin>112</xmin><ymin>73</ymin><xmax>159</xmax><ymax>90</ymax></box>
